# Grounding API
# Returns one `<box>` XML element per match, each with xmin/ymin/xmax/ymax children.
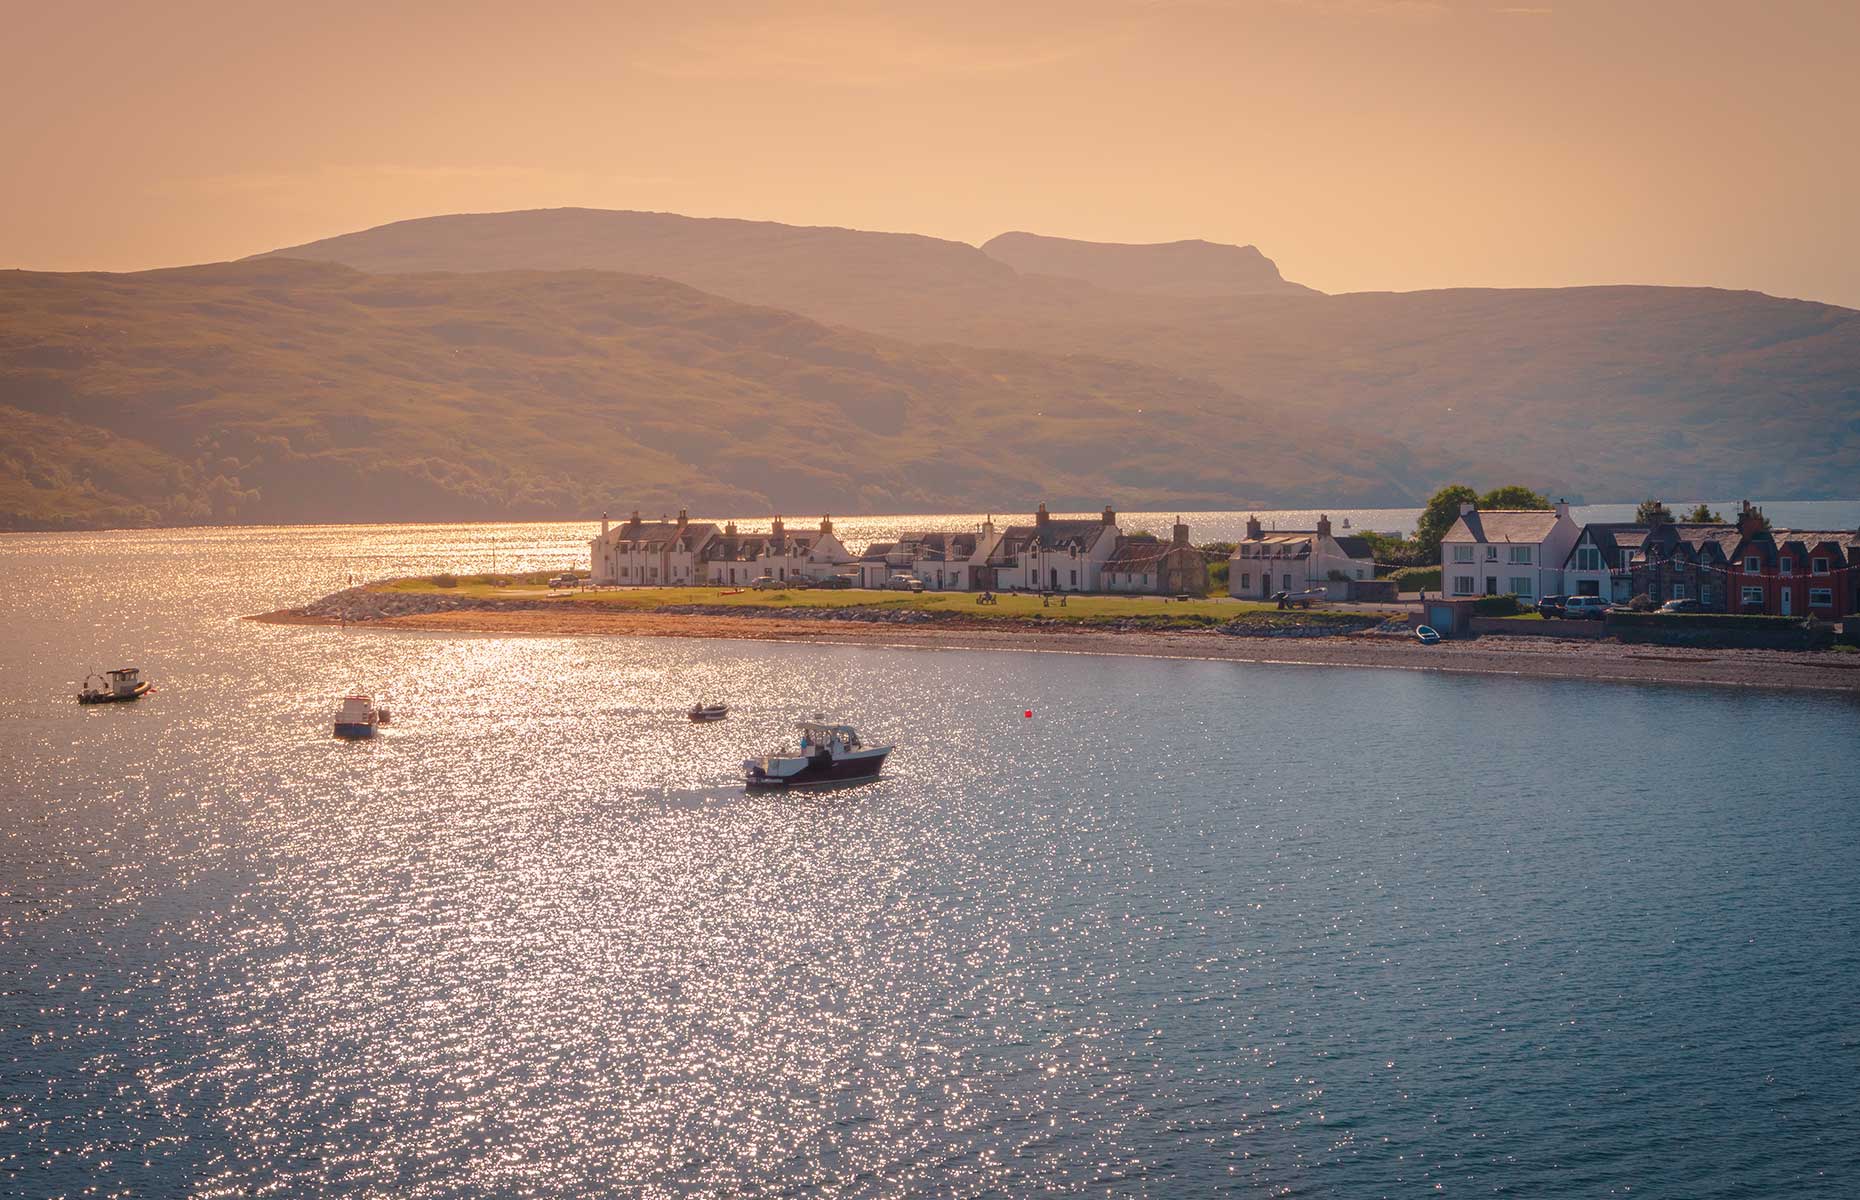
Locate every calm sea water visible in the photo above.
<box><xmin>3</xmin><ymin>519</ymin><xmax>1858</xmax><ymax>1197</ymax></box>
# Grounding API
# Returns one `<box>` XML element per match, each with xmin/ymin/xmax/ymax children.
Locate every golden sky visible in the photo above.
<box><xmin>6</xmin><ymin>0</ymin><xmax>1856</xmax><ymax>307</ymax></box>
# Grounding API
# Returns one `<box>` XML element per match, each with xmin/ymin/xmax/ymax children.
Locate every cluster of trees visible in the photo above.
<box><xmin>1353</xmin><ymin>484</ymin><xmax>1554</xmax><ymax>571</ymax></box>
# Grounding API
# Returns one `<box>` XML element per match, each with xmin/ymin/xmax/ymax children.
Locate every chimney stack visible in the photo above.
<box><xmin>1738</xmin><ymin>500</ymin><xmax>1767</xmax><ymax>536</ymax></box>
<box><xmin>1102</xmin><ymin>505</ymin><xmax>1117</xmax><ymax>527</ymax></box>
<box><xmin>772</xmin><ymin>515</ymin><xmax>785</xmax><ymax>550</ymax></box>
<box><xmin>1036</xmin><ymin>502</ymin><xmax>1050</xmax><ymax>528</ymax></box>
<box><xmin>724</xmin><ymin>520</ymin><xmax>737</xmax><ymax>538</ymax></box>
<box><xmin>1245</xmin><ymin>514</ymin><xmax>1262</xmax><ymax>540</ymax></box>
<box><xmin>820</xmin><ymin>513</ymin><xmax>833</xmax><ymax>534</ymax></box>
<box><xmin>1173</xmin><ymin>517</ymin><xmax>1189</xmax><ymax>547</ymax></box>
<box><xmin>1554</xmin><ymin>499</ymin><xmax>1570</xmax><ymax>519</ymax></box>
<box><xmin>1316</xmin><ymin>513</ymin><xmax>1332</xmax><ymax>537</ymax></box>
<box><xmin>676</xmin><ymin>507</ymin><xmax>688</xmax><ymax>527</ymax></box>
<box><xmin>629</xmin><ymin>509</ymin><xmax>641</xmax><ymax>528</ymax></box>
<box><xmin>601</xmin><ymin>511</ymin><xmax>609</xmax><ymax>537</ymax></box>
<box><xmin>1459</xmin><ymin>501</ymin><xmax>1476</xmax><ymax>516</ymax></box>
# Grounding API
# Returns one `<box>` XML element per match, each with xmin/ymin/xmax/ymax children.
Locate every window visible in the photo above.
<box><xmin>1780</xmin><ymin>557</ymin><xmax>1793</xmax><ymax>574</ymax></box>
<box><xmin>1282</xmin><ymin>573</ymin><xmax>1292</xmax><ymax>590</ymax></box>
<box><xmin>1810</xmin><ymin>588</ymin><xmax>1833</xmax><ymax>607</ymax></box>
<box><xmin>1509</xmin><ymin>546</ymin><xmax>1532</xmax><ymax>564</ymax></box>
<box><xmin>1240</xmin><ymin>573</ymin><xmax>1250</xmax><ymax>589</ymax></box>
<box><xmin>1069</xmin><ymin>569</ymin><xmax>1077</xmax><ymax>586</ymax></box>
<box><xmin>1453</xmin><ymin>575</ymin><xmax>1476</xmax><ymax>595</ymax></box>
<box><xmin>1745</xmin><ymin>556</ymin><xmax>1761</xmax><ymax>573</ymax></box>
<box><xmin>1485</xmin><ymin>546</ymin><xmax>1499</xmax><ymax>561</ymax></box>
<box><xmin>1575</xmin><ymin>546</ymin><xmax>1601</xmax><ymax>571</ymax></box>
<box><xmin>1741</xmin><ymin>586</ymin><xmax>1763</xmax><ymax>604</ymax></box>
<box><xmin>1813</xmin><ymin>557</ymin><xmax>1830</xmax><ymax>574</ymax></box>
<box><xmin>1509</xmin><ymin>576</ymin><xmax>1532</xmax><ymax>597</ymax></box>
<box><xmin>1454</xmin><ymin>545</ymin><xmax>1474</xmax><ymax>563</ymax></box>
<box><xmin>1356</xmin><ymin>569</ymin><xmax>1365</xmax><ymax>580</ymax></box>
<box><xmin>1671</xmin><ymin>582</ymin><xmax>1687</xmax><ymax>599</ymax></box>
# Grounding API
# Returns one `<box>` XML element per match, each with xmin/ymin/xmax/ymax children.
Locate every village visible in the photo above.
<box><xmin>586</xmin><ymin>499</ymin><xmax>1860</xmax><ymax>626</ymax></box>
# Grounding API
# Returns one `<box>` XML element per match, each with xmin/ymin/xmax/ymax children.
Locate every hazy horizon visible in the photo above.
<box><xmin>5</xmin><ymin>0</ymin><xmax>1858</xmax><ymax>308</ymax></box>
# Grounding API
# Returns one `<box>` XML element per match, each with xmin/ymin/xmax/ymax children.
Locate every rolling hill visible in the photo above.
<box><xmin>0</xmin><ymin>259</ymin><xmax>1440</xmax><ymax>530</ymax></box>
<box><xmin>260</xmin><ymin>208</ymin><xmax>1860</xmax><ymax>502</ymax></box>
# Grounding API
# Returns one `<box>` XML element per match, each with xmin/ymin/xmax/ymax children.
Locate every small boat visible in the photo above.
<box><xmin>1415</xmin><ymin>625</ymin><xmax>1442</xmax><ymax>645</ymax></box>
<box><xmin>744</xmin><ymin>718</ymin><xmax>891</xmax><ymax>789</ymax></box>
<box><xmin>334</xmin><ymin>694</ymin><xmax>391</xmax><ymax>739</ymax></box>
<box><xmin>78</xmin><ymin>667</ymin><xmax>151</xmax><ymax>704</ymax></box>
<box><xmin>689</xmin><ymin>702</ymin><xmax>729</xmax><ymax>722</ymax></box>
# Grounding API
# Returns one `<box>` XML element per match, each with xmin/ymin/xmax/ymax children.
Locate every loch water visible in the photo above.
<box><xmin>2</xmin><ymin>518</ymin><xmax>1858</xmax><ymax>1198</ymax></box>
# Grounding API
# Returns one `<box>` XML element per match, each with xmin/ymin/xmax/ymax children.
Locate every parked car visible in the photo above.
<box><xmin>887</xmin><ymin>574</ymin><xmax>924</xmax><ymax>592</ymax></box>
<box><xmin>1658</xmin><ymin>598</ymin><xmax>1705</xmax><ymax>613</ymax></box>
<box><xmin>816</xmin><ymin>575</ymin><xmax>855</xmax><ymax>589</ymax></box>
<box><xmin>1562</xmin><ymin>595</ymin><xmax>1611</xmax><ymax>619</ymax></box>
<box><xmin>751</xmin><ymin>575</ymin><xmax>784</xmax><ymax>590</ymax></box>
<box><xmin>1536</xmin><ymin>594</ymin><xmax>1568</xmax><ymax>617</ymax></box>
<box><xmin>547</xmin><ymin>574</ymin><xmax>579</xmax><ymax>589</ymax></box>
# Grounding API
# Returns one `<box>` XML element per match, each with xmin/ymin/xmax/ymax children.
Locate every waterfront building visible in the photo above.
<box><xmin>589</xmin><ymin>510</ymin><xmax>721</xmax><ymax>586</ymax></box>
<box><xmin>1722</xmin><ymin>503</ymin><xmax>1860</xmax><ymax>618</ymax></box>
<box><xmin>1439</xmin><ymin>502</ymin><xmax>1579</xmax><ymax>602</ymax></box>
<box><xmin>988</xmin><ymin>505</ymin><xmax>1122</xmax><ymax>592</ymax></box>
<box><xmin>1105</xmin><ymin>519</ymin><xmax>1209</xmax><ymax>595</ymax></box>
<box><xmin>1228</xmin><ymin>514</ymin><xmax>1376</xmax><ymax>600</ymax></box>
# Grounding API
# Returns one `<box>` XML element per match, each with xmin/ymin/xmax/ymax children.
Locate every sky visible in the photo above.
<box><xmin>5</xmin><ymin>0</ymin><xmax>1857</xmax><ymax>308</ymax></box>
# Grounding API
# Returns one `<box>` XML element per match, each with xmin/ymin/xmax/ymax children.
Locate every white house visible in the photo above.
<box><xmin>589</xmin><ymin>510</ymin><xmax>721</xmax><ymax>586</ymax></box>
<box><xmin>988</xmin><ymin>505</ymin><xmax>1122</xmax><ymax>592</ymax></box>
<box><xmin>703</xmin><ymin>516</ymin><xmax>855</xmax><ymax>584</ymax></box>
<box><xmin>893</xmin><ymin>520</ymin><xmax>1005</xmax><ymax>590</ymax></box>
<box><xmin>1227</xmin><ymin>515</ymin><xmax>1377</xmax><ymax>600</ymax></box>
<box><xmin>1439</xmin><ymin>502</ymin><xmax>1580</xmax><ymax>601</ymax></box>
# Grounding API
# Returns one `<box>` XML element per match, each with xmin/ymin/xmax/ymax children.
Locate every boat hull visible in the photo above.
<box><xmin>77</xmin><ymin>682</ymin><xmax>150</xmax><ymax>704</ymax></box>
<box><xmin>689</xmin><ymin>708</ymin><xmax>728</xmax><ymax>722</ymax></box>
<box><xmin>333</xmin><ymin>722</ymin><xmax>378</xmax><ymax>739</ymax></box>
<box><xmin>744</xmin><ymin>748</ymin><xmax>889</xmax><ymax>789</ymax></box>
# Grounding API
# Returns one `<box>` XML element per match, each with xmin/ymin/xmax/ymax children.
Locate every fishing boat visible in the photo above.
<box><xmin>688</xmin><ymin>702</ymin><xmax>729</xmax><ymax>722</ymax></box>
<box><xmin>334</xmin><ymin>694</ymin><xmax>391</xmax><ymax>739</ymax></box>
<box><xmin>77</xmin><ymin>667</ymin><xmax>151</xmax><ymax>704</ymax></box>
<box><xmin>1415</xmin><ymin>625</ymin><xmax>1442</xmax><ymax>646</ymax></box>
<box><xmin>743</xmin><ymin>718</ymin><xmax>890</xmax><ymax>789</ymax></box>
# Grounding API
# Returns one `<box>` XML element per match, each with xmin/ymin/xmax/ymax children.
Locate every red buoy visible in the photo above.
<box><xmin>1024</xmin><ymin>710</ymin><xmax>1033</xmax><ymax>719</ymax></box>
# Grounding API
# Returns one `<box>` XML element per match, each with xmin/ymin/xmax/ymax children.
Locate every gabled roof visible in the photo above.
<box><xmin>1444</xmin><ymin>509</ymin><xmax>1565</xmax><ymax>544</ymax></box>
<box><xmin>1331</xmin><ymin>535</ymin><xmax>1376</xmax><ymax>560</ymax></box>
<box><xmin>1566</xmin><ymin>523</ymin><xmax>1649</xmax><ymax>569</ymax></box>
<box><xmin>1104</xmin><ymin>534</ymin><xmax>1163</xmax><ymax>572</ymax></box>
<box><xmin>598</xmin><ymin>521</ymin><xmax>721</xmax><ymax>551</ymax></box>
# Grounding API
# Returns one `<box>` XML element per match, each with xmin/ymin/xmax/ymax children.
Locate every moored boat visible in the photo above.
<box><xmin>78</xmin><ymin>667</ymin><xmax>151</xmax><ymax>704</ymax></box>
<box><xmin>1415</xmin><ymin>624</ymin><xmax>1442</xmax><ymax>645</ymax></box>
<box><xmin>744</xmin><ymin>718</ymin><xmax>890</xmax><ymax>789</ymax></box>
<box><xmin>689</xmin><ymin>702</ymin><xmax>729</xmax><ymax>722</ymax></box>
<box><xmin>334</xmin><ymin>694</ymin><xmax>391</xmax><ymax>739</ymax></box>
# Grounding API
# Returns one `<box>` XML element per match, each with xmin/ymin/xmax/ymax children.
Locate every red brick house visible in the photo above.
<box><xmin>1722</xmin><ymin>503</ymin><xmax>1860</xmax><ymax>620</ymax></box>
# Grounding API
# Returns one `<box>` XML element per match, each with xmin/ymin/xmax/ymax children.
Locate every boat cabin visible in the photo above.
<box><xmin>102</xmin><ymin>667</ymin><xmax>142</xmax><ymax>697</ymax></box>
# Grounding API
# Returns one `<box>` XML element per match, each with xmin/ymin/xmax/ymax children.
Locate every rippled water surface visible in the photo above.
<box><xmin>3</xmin><ymin>521</ymin><xmax>1859</xmax><ymax>1197</ymax></box>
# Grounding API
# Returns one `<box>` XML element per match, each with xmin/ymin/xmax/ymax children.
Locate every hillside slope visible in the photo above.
<box><xmin>980</xmin><ymin>232</ymin><xmax>1315</xmax><ymax>296</ymax></box>
<box><xmin>0</xmin><ymin>260</ymin><xmax>1438</xmax><ymax>530</ymax></box>
<box><xmin>260</xmin><ymin>209</ymin><xmax>1860</xmax><ymax>500</ymax></box>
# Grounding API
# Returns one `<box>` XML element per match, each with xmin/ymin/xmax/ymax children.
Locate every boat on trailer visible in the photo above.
<box><xmin>744</xmin><ymin>719</ymin><xmax>890</xmax><ymax>789</ymax></box>
<box><xmin>78</xmin><ymin>667</ymin><xmax>151</xmax><ymax>704</ymax></box>
<box><xmin>689</xmin><ymin>702</ymin><xmax>729</xmax><ymax>722</ymax></box>
<box><xmin>334</xmin><ymin>694</ymin><xmax>391</xmax><ymax>739</ymax></box>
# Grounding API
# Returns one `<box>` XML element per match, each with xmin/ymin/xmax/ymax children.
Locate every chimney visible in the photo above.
<box><xmin>1102</xmin><ymin>505</ymin><xmax>1116</xmax><ymax>527</ymax></box>
<box><xmin>1173</xmin><ymin>517</ymin><xmax>1189</xmax><ymax>547</ymax></box>
<box><xmin>724</xmin><ymin>520</ymin><xmax>737</xmax><ymax>538</ymax></box>
<box><xmin>772</xmin><ymin>515</ymin><xmax>785</xmax><ymax>550</ymax></box>
<box><xmin>601</xmin><ymin>511</ymin><xmax>609</xmax><ymax>537</ymax></box>
<box><xmin>1554</xmin><ymin>498</ymin><xmax>1570</xmax><ymax>519</ymax></box>
<box><xmin>676</xmin><ymin>507</ymin><xmax>688</xmax><ymax>527</ymax></box>
<box><xmin>1036</xmin><ymin>502</ymin><xmax>1049</xmax><ymax>528</ymax></box>
<box><xmin>1316</xmin><ymin>513</ymin><xmax>1332</xmax><ymax>537</ymax></box>
<box><xmin>820</xmin><ymin>513</ymin><xmax>833</xmax><ymax>534</ymax></box>
<box><xmin>1459</xmin><ymin>501</ymin><xmax>1476</xmax><ymax>516</ymax></box>
<box><xmin>1738</xmin><ymin>500</ymin><xmax>1766</xmax><ymax>536</ymax></box>
<box><xmin>629</xmin><ymin>509</ymin><xmax>641</xmax><ymax>528</ymax></box>
<box><xmin>1245</xmin><ymin>514</ymin><xmax>1262</xmax><ymax>540</ymax></box>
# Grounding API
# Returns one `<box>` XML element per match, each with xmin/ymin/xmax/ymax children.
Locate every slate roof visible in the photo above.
<box><xmin>1565</xmin><ymin>523</ymin><xmax>1649</xmax><ymax>569</ymax></box>
<box><xmin>990</xmin><ymin>519</ymin><xmax>1116</xmax><ymax>563</ymax></box>
<box><xmin>1103</xmin><ymin>535</ymin><xmax>1164</xmax><ymax>572</ymax></box>
<box><xmin>1443</xmin><ymin>509</ymin><xmax>1565</xmax><ymax>544</ymax></box>
<box><xmin>599</xmin><ymin>521</ymin><xmax>721</xmax><ymax>551</ymax></box>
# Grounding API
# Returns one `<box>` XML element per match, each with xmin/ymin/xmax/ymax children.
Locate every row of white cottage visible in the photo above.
<box><xmin>590</xmin><ymin>506</ymin><xmax>1385</xmax><ymax>598</ymax></box>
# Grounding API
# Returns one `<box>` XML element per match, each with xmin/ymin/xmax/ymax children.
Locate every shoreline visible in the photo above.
<box><xmin>251</xmin><ymin>605</ymin><xmax>1860</xmax><ymax>695</ymax></box>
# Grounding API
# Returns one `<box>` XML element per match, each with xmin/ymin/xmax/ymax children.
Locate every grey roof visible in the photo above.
<box><xmin>599</xmin><ymin>520</ymin><xmax>721</xmax><ymax>551</ymax></box>
<box><xmin>1444</xmin><ymin>509</ymin><xmax>1565</xmax><ymax>544</ymax></box>
<box><xmin>1331</xmin><ymin>535</ymin><xmax>1376</xmax><ymax>560</ymax></box>
<box><xmin>1565</xmin><ymin>523</ymin><xmax>1649</xmax><ymax>569</ymax></box>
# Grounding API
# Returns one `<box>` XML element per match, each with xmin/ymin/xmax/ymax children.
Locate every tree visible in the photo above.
<box><xmin>1415</xmin><ymin>484</ymin><xmax>1478</xmax><ymax>561</ymax></box>
<box><xmin>1636</xmin><ymin>499</ymin><xmax>1675</xmax><ymax>526</ymax></box>
<box><xmin>1478</xmin><ymin>485</ymin><xmax>1551</xmax><ymax>510</ymax></box>
<box><xmin>1681</xmin><ymin>504</ymin><xmax>1724</xmax><ymax>523</ymax></box>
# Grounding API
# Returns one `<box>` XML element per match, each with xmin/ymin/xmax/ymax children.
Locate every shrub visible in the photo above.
<box><xmin>1628</xmin><ymin>593</ymin><xmax>1656</xmax><ymax>612</ymax></box>
<box><xmin>432</xmin><ymin>573</ymin><xmax>458</xmax><ymax>588</ymax></box>
<box><xmin>1388</xmin><ymin>566</ymin><xmax>1441</xmax><ymax>592</ymax></box>
<box><xmin>1473</xmin><ymin>593</ymin><xmax>1522</xmax><ymax>616</ymax></box>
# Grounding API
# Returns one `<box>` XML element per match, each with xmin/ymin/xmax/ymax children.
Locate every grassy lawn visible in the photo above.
<box><xmin>378</xmin><ymin>575</ymin><xmax>1378</xmax><ymax>625</ymax></box>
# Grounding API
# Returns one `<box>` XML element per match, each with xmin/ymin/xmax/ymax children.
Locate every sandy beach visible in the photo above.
<box><xmin>254</xmin><ymin>605</ymin><xmax>1860</xmax><ymax>695</ymax></box>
